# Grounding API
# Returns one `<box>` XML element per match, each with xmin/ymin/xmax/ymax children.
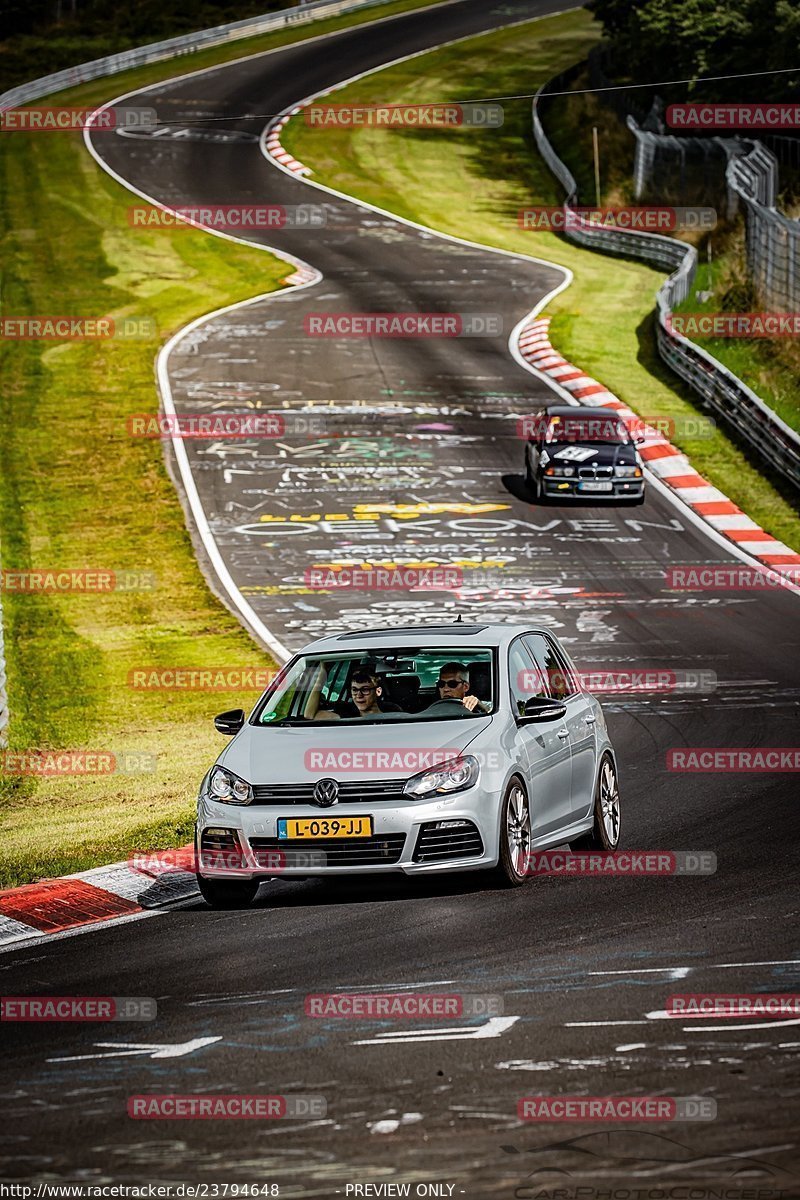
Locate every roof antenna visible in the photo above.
<box><xmin>454</xmin><ymin>613</ymin><xmax>463</xmax><ymax>623</ymax></box>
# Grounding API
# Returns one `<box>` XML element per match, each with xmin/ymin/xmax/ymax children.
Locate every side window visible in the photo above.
<box><xmin>509</xmin><ymin>639</ymin><xmax>545</xmax><ymax>717</ymax></box>
<box><xmin>521</xmin><ymin>634</ymin><xmax>557</xmax><ymax>699</ymax></box>
<box><xmin>542</xmin><ymin>635</ymin><xmax>578</xmax><ymax>700</ymax></box>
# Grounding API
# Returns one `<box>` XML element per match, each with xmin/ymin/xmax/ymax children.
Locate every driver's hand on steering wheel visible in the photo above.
<box><xmin>462</xmin><ymin>694</ymin><xmax>485</xmax><ymax>712</ymax></box>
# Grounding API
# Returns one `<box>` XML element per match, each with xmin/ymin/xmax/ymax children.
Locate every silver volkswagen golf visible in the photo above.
<box><xmin>195</xmin><ymin>622</ymin><xmax>621</xmax><ymax>907</ymax></box>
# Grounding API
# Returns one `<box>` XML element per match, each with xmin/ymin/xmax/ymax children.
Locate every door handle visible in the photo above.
<box><xmin>557</xmin><ymin>727</ymin><xmax>569</xmax><ymax>739</ymax></box>
<box><xmin>585</xmin><ymin>714</ymin><xmax>597</xmax><ymax>725</ymax></box>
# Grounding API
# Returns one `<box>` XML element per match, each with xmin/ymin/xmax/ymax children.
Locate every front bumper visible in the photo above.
<box><xmin>196</xmin><ymin>787</ymin><xmax>498</xmax><ymax>878</ymax></box>
<box><xmin>542</xmin><ymin>477</ymin><xmax>645</xmax><ymax>500</ymax></box>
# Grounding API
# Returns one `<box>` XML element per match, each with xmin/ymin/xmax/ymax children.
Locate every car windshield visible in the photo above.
<box><xmin>545</xmin><ymin>414</ymin><xmax>632</xmax><ymax>445</ymax></box>
<box><xmin>254</xmin><ymin>649</ymin><xmax>495</xmax><ymax>725</ymax></box>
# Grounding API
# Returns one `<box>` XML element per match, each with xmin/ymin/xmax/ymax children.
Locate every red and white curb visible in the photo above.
<box><xmin>518</xmin><ymin>317</ymin><xmax>800</xmax><ymax>576</ymax></box>
<box><xmin>0</xmin><ymin>846</ymin><xmax>198</xmax><ymax>948</ymax></box>
<box><xmin>264</xmin><ymin>107</ymin><xmax>312</xmax><ymax>176</ymax></box>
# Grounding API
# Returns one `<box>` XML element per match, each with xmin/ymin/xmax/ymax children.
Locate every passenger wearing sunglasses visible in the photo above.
<box><xmin>430</xmin><ymin>662</ymin><xmax>490</xmax><ymax>715</ymax></box>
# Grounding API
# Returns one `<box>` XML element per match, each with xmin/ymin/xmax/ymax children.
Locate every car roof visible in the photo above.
<box><xmin>543</xmin><ymin>404</ymin><xmax>624</xmax><ymax>418</ymax></box>
<box><xmin>299</xmin><ymin>622</ymin><xmax>550</xmax><ymax>654</ymax></box>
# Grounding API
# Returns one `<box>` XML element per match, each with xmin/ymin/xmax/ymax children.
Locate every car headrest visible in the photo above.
<box><xmin>467</xmin><ymin>662</ymin><xmax>491</xmax><ymax>701</ymax></box>
<box><xmin>382</xmin><ymin>674</ymin><xmax>421</xmax><ymax>707</ymax></box>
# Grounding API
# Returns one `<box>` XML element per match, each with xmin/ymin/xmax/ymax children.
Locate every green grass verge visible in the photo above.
<box><xmin>282</xmin><ymin>8</ymin><xmax>800</xmax><ymax>549</ymax></box>
<box><xmin>0</xmin><ymin>0</ymin><xmax>452</xmax><ymax>889</ymax></box>
<box><xmin>0</xmin><ymin>124</ymin><xmax>291</xmax><ymax>888</ymax></box>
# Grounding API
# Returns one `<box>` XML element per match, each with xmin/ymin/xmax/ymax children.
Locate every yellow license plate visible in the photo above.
<box><xmin>277</xmin><ymin>816</ymin><xmax>373</xmax><ymax>839</ymax></box>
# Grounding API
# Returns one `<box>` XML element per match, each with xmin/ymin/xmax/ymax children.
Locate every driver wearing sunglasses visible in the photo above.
<box><xmin>432</xmin><ymin>662</ymin><xmax>490</xmax><ymax>715</ymax></box>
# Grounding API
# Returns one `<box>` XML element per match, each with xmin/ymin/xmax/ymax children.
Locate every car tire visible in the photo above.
<box><xmin>491</xmin><ymin>776</ymin><xmax>532</xmax><ymax>887</ymax></box>
<box><xmin>527</xmin><ymin>468</ymin><xmax>546</xmax><ymax>505</ymax></box>
<box><xmin>570</xmin><ymin>755</ymin><xmax>621</xmax><ymax>851</ymax></box>
<box><xmin>197</xmin><ymin>874</ymin><xmax>261</xmax><ymax>909</ymax></box>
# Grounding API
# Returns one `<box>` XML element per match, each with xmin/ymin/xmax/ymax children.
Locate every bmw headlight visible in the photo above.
<box><xmin>208</xmin><ymin>766</ymin><xmax>253</xmax><ymax>805</ymax></box>
<box><xmin>614</xmin><ymin>465</ymin><xmax>643</xmax><ymax>478</ymax></box>
<box><xmin>545</xmin><ymin>465</ymin><xmax>576</xmax><ymax>477</ymax></box>
<box><xmin>403</xmin><ymin>755</ymin><xmax>480</xmax><ymax>799</ymax></box>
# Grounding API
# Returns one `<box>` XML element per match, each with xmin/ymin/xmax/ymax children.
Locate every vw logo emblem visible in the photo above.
<box><xmin>313</xmin><ymin>778</ymin><xmax>339</xmax><ymax>807</ymax></box>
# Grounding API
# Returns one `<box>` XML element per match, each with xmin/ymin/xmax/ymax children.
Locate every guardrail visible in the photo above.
<box><xmin>0</xmin><ymin>0</ymin><xmax>398</xmax><ymax>107</ymax></box>
<box><xmin>532</xmin><ymin>76</ymin><xmax>800</xmax><ymax>492</ymax></box>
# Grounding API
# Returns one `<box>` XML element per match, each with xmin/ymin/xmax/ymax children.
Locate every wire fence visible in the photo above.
<box><xmin>532</xmin><ymin>77</ymin><xmax>800</xmax><ymax>491</ymax></box>
<box><xmin>627</xmin><ymin>118</ymin><xmax>800</xmax><ymax>311</ymax></box>
<box><xmin>727</xmin><ymin>143</ymin><xmax>800</xmax><ymax>312</ymax></box>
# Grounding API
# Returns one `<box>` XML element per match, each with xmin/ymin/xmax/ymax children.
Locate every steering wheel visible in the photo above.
<box><xmin>425</xmin><ymin>698</ymin><xmax>469</xmax><ymax>715</ymax></box>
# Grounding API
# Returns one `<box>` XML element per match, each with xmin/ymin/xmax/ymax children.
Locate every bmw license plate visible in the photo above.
<box><xmin>579</xmin><ymin>480</ymin><xmax>613</xmax><ymax>492</ymax></box>
<box><xmin>277</xmin><ymin>816</ymin><xmax>373</xmax><ymax>839</ymax></box>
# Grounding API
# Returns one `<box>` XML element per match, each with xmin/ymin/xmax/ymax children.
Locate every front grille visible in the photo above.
<box><xmin>413</xmin><ymin>821</ymin><xmax>484</xmax><ymax>863</ymax></box>
<box><xmin>250</xmin><ymin>779</ymin><xmax>407</xmax><ymax>805</ymax></box>
<box><xmin>578</xmin><ymin>465</ymin><xmax>613</xmax><ymax>479</ymax></box>
<box><xmin>249</xmin><ymin>834</ymin><xmax>406</xmax><ymax>866</ymax></box>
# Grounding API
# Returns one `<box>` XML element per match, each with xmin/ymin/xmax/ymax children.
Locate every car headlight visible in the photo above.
<box><xmin>403</xmin><ymin>755</ymin><xmax>480</xmax><ymax>799</ymax></box>
<box><xmin>614</xmin><ymin>465</ymin><xmax>643</xmax><ymax>478</ymax></box>
<box><xmin>208</xmin><ymin>766</ymin><xmax>253</xmax><ymax>805</ymax></box>
<box><xmin>544</xmin><ymin>465</ymin><xmax>576</xmax><ymax>477</ymax></box>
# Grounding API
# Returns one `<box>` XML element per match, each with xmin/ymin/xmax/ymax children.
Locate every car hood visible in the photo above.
<box><xmin>217</xmin><ymin>716</ymin><xmax>491</xmax><ymax>783</ymax></box>
<box><xmin>548</xmin><ymin>442</ymin><xmax>638</xmax><ymax>466</ymax></box>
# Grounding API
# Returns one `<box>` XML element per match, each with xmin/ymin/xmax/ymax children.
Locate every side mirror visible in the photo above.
<box><xmin>518</xmin><ymin>697</ymin><xmax>568</xmax><ymax>724</ymax></box>
<box><xmin>214</xmin><ymin>708</ymin><xmax>245</xmax><ymax>736</ymax></box>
